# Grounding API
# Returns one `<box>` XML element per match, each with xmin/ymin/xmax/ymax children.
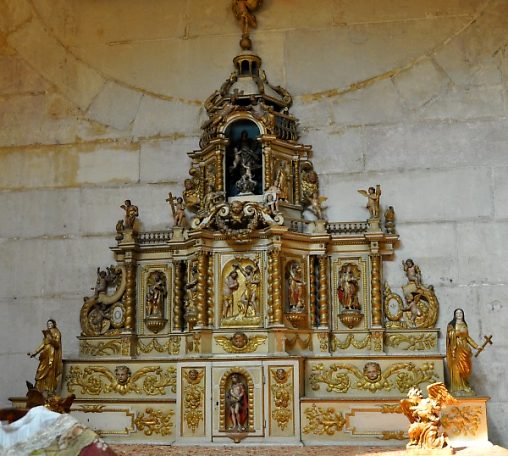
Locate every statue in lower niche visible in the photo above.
<box><xmin>288</xmin><ymin>261</ymin><xmax>306</xmax><ymax>312</ymax></box>
<box><xmin>27</xmin><ymin>319</ymin><xmax>63</xmax><ymax>395</ymax></box>
<box><xmin>226</xmin><ymin>373</ymin><xmax>248</xmax><ymax>432</ymax></box>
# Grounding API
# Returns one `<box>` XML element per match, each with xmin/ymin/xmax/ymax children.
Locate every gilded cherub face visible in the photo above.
<box><xmin>115</xmin><ymin>366</ymin><xmax>131</xmax><ymax>385</ymax></box>
<box><xmin>363</xmin><ymin>362</ymin><xmax>381</xmax><ymax>382</ymax></box>
<box><xmin>188</xmin><ymin>369</ymin><xmax>199</xmax><ymax>382</ymax></box>
<box><xmin>231</xmin><ymin>332</ymin><xmax>248</xmax><ymax>348</ymax></box>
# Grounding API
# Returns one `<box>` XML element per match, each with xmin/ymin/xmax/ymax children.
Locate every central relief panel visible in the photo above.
<box><xmin>220</xmin><ymin>254</ymin><xmax>264</xmax><ymax>328</ymax></box>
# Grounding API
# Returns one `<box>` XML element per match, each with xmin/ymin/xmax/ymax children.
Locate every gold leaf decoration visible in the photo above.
<box><xmin>183</xmin><ymin>369</ymin><xmax>205</xmax><ymax>433</ymax></box>
<box><xmin>214</xmin><ymin>334</ymin><xmax>267</xmax><ymax>353</ymax></box>
<box><xmin>303</xmin><ymin>404</ymin><xmax>345</xmax><ymax>435</ymax></box>
<box><xmin>309</xmin><ymin>362</ymin><xmax>437</xmax><ymax>393</ymax></box>
<box><xmin>134</xmin><ymin>408</ymin><xmax>174</xmax><ymax>436</ymax></box>
<box><xmin>441</xmin><ymin>406</ymin><xmax>482</xmax><ymax>437</ymax></box>
<box><xmin>271</xmin><ymin>368</ymin><xmax>292</xmax><ymax>431</ymax></box>
<box><xmin>331</xmin><ymin>334</ymin><xmax>371</xmax><ymax>351</ymax></box>
<box><xmin>137</xmin><ymin>337</ymin><xmax>180</xmax><ymax>355</ymax></box>
<box><xmin>80</xmin><ymin>340</ymin><xmax>121</xmax><ymax>356</ymax></box>
<box><xmin>377</xmin><ymin>431</ymin><xmax>406</xmax><ymax>440</ymax></box>
<box><xmin>385</xmin><ymin>333</ymin><xmax>436</xmax><ymax>351</ymax></box>
<box><xmin>66</xmin><ymin>366</ymin><xmax>176</xmax><ymax>396</ymax></box>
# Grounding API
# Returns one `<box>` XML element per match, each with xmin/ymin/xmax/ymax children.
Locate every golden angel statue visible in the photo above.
<box><xmin>358</xmin><ymin>185</ymin><xmax>381</xmax><ymax>219</ymax></box>
<box><xmin>27</xmin><ymin>319</ymin><xmax>63</xmax><ymax>395</ymax></box>
<box><xmin>232</xmin><ymin>0</ymin><xmax>263</xmax><ymax>50</ymax></box>
<box><xmin>400</xmin><ymin>382</ymin><xmax>457</xmax><ymax>450</ymax></box>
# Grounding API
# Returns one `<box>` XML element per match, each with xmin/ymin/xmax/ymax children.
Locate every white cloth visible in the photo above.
<box><xmin>0</xmin><ymin>406</ymin><xmax>80</xmax><ymax>455</ymax></box>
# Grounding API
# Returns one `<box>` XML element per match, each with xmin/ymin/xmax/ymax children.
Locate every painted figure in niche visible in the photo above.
<box><xmin>274</xmin><ymin>160</ymin><xmax>289</xmax><ymax>201</ymax></box>
<box><xmin>184</xmin><ymin>263</ymin><xmax>199</xmax><ymax>330</ymax></box>
<box><xmin>27</xmin><ymin>319</ymin><xmax>63</xmax><ymax>395</ymax></box>
<box><xmin>228</xmin><ymin>130</ymin><xmax>262</xmax><ymax>195</ymax></box>
<box><xmin>287</xmin><ymin>261</ymin><xmax>306</xmax><ymax>312</ymax></box>
<box><xmin>446</xmin><ymin>308</ymin><xmax>481</xmax><ymax>395</ymax></box>
<box><xmin>223</xmin><ymin>267</ymin><xmax>240</xmax><ymax>318</ymax></box>
<box><xmin>363</xmin><ymin>362</ymin><xmax>381</xmax><ymax>383</ymax></box>
<box><xmin>226</xmin><ymin>373</ymin><xmax>248</xmax><ymax>432</ymax></box>
<box><xmin>114</xmin><ymin>365</ymin><xmax>132</xmax><ymax>386</ymax></box>
<box><xmin>236</xmin><ymin>262</ymin><xmax>260</xmax><ymax>317</ymax></box>
<box><xmin>358</xmin><ymin>185</ymin><xmax>381</xmax><ymax>219</ymax></box>
<box><xmin>120</xmin><ymin>199</ymin><xmax>139</xmax><ymax>229</ymax></box>
<box><xmin>338</xmin><ymin>264</ymin><xmax>361</xmax><ymax>311</ymax></box>
<box><xmin>146</xmin><ymin>271</ymin><xmax>167</xmax><ymax>318</ymax></box>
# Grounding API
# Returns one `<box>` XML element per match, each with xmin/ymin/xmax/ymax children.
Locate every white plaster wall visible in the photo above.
<box><xmin>0</xmin><ymin>0</ymin><xmax>507</xmax><ymax>446</ymax></box>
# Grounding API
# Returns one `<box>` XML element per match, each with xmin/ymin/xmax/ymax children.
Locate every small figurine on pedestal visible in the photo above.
<box><xmin>358</xmin><ymin>185</ymin><xmax>381</xmax><ymax>219</ymax></box>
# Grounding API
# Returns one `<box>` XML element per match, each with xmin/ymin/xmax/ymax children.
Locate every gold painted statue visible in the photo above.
<box><xmin>358</xmin><ymin>185</ymin><xmax>381</xmax><ymax>219</ymax></box>
<box><xmin>232</xmin><ymin>0</ymin><xmax>263</xmax><ymax>50</ymax></box>
<box><xmin>401</xmin><ymin>382</ymin><xmax>457</xmax><ymax>450</ymax></box>
<box><xmin>446</xmin><ymin>308</ymin><xmax>491</xmax><ymax>395</ymax></box>
<box><xmin>27</xmin><ymin>319</ymin><xmax>63</xmax><ymax>395</ymax></box>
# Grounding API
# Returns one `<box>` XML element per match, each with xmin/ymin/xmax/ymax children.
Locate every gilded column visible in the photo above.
<box><xmin>124</xmin><ymin>261</ymin><xmax>137</xmax><ymax>331</ymax></box>
<box><xmin>215</xmin><ymin>150</ymin><xmax>224</xmax><ymax>192</ymax></box>
<box><xmin>196</xmin><ymin>251</ymin><xmax>208</xmax><ymax>327</ymax></box>
<box><xmin>318</xmin><ymin>255</ymin><xmax>329</xmax><ymax>327</ymax></box>
<box><xmin>207</xmin><ymin>253</ymin><xmax>214</xmax><ymax>327</ymax></box>
<box><xmin>293</xmin><ymin>160</ymin><xmax>300</xmax><ymax>205</ymax></box>
<box><xmin>267</xmin><ymin>251</ymin><xmax>274</xmax><ymax>325</ymax></box>
<box><xmin>370</xmin><ymin>254</ymin><xmax>382</xmax><ymax>326</ymax></box>
<box><xmin>173</xmin><ymin>261</ymin><xmax>183</xmax><ymax>331</ymax></box>
<box><xmin>271</xmin><ymin>249</ymin><xmax>283</xmax><ymax>326</ymax></box>
<box><xmin>263</xmin><ymin>146</ymin><xmax>272</xmax><ymax>190</ymax></box>
<box><xmin>309</xmin><ymin>256</ymin><xmax>316</xmax><ymax>327</ymax></box>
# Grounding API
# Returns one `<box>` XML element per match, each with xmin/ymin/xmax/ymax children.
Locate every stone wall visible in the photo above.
<box><xmin>0</xmin><ymin>0</ymin><xmax>507</xmax><ymax>446</ymax></box>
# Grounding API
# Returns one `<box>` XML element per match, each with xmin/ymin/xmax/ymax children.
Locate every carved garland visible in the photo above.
<box><xmin>303</xmin><ymin>403</ymin><xmax>345</xmax><ymax>435</ymax></box>
<box><xmin>134</xmin><ymin>408</ymin><xmax>175</xmax><ymax>436</ymax></box>
<box><xmin>66</xmin><ymin>366</ymin><xmax>177</xmax><ymax>396</ymax></box>
<box><xmin>183</xmin><ymin>368</ymin><xmax>205</xmax><ymax>434</ymax></box>
<box><xmin>270</xmin><ymin>368</ymin><xmax>292</xmax><ymax>431</ymax></box>
<box><xmin>309</xmin><ymin>362</ymin><xmax>438</xmax><ymax>394</ymax></box>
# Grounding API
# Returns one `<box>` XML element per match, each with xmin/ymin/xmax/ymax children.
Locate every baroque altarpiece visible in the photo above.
<box><xmin>33</xmin><ymin>22</ymin><xmax>490</xmax><ymax>446</ymax></box>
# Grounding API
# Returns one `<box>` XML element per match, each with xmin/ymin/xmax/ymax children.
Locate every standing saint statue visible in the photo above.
<box><xmin>446</xmin><ymin>308</ymin><xmax>483</xmax><ymax>395</ymax></box>
<box><xmin>27</xmin><ymin>319</ymin><xmax>63</xmax><ymax>395</ymax></box>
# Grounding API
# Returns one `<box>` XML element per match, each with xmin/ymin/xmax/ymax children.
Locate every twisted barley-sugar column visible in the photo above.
<box><xmin>309</xmin><ymin>256</ymin><xmax>316</xmax><ymax>327</ymax></box>
<box><xmin>267</xmin><ymin>252</ymin><xmax>274</xmax><ymax>324</ymax></box>
<box><xmin>271</xmin><ymin>250</ymin><xmax>283</xmax><ymax>325</ymax></box>
<box><xmin>293</xmin><ymin>161</ymin><xmax>300</xmax><ymax>205</ymax></box>
<box><xmin>124</xmin><ymin>262</ymin><xmax>137</xmax><ymax>331</ymax></box>
<box><xmin>370</xmin><ymin>254</ymin><xmax>382</xmax><ymax>326</ymax></box>
<box><xmin>196</xmin><ymin>252</ymin><xmax>208</xmax><ymax>327</ymax></box>
<box><xmin>207</xmin><ymin>253</ymin><xmax>214</xmax><ymax>327</ymax></box>
<box><xmin>173</xmin><ymin>261</ymin><xmax>183</xmax><ymax>331</ymax></box>
<box><xmin>215</xmin><ymin>150</ymin><xmax>224</xmax><ymax>192</ymax></box>
<box><xmin>318</xmin><ymin>256</ymin><xmax>329</xmax><ymax>327</ymax></box>
<box><xmin>263</xmin><ymin>147</ymin><xmax>272</xmax><ymax>190</ymax></box>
